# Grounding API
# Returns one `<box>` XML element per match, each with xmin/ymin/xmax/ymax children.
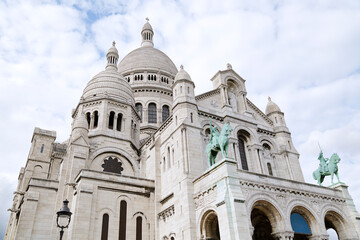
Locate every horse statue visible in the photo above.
<box><xmin>312</xmin><ymin>152</ymin><xmax>341</xmax><ymax>185</ymax></box>
<box><xmin>206</xmin><ymin>120</ymin><xmax>233</xmax><ymax>166</ymax></box>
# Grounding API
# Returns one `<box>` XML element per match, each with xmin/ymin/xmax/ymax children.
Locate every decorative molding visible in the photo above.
<box><xmin>257</xmin><ymin>128</ymin><xmax>275</xmax><ymax>137</ymax></box>
<box><xmin>195</xmin><ymin>88</ymin><xmax>220</xmax><ymax>101</ymax></box>
<box><xmin>216</xmin><ymin>200</ymin><xmax>225</xmax><ymax>207</ymax></box>
<box><xmin>194</xmin><ymin>185</ymin><xmax>217</xmax><ymax>209</ymax></box>
<box><xmin>198</xmin><ymin>111</ymin><xmax>223</xmax><ymax>122</ymax></box>
<box><xmin>160</xmin><ymin>193</ymin><xmax>174</xmax><ymax>205</ymax></box>
<box><xmin>246</xmin><ymin>99</ymin><xmax>273</xmax><ymax>126</ymax></box>
<box><xmin>158</xmin><ymin>205</ymin><xmax>175</xmax><ymax>222</ymax></box>
<box><xmin>108</xmin><ymin>101</ymin><xmax>128</xmax><ymax>109</ymax></box>
<box><xmin>83</xmin><ymin>101</ymin><xmax>102</xmax><ymax>108</ymax></box>
<box><xmin>240</xmin><ymin>180</ymin><xmax>345</xmax><ymax>203</ymax></box>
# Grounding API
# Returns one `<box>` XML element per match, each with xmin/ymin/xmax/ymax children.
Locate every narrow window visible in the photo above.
<box><xmin>141</xmin><ymin>75</ymin><xmax>143</xmax><ymax>80</ymax></box>
<box><xmin>148</xmin><ymin>103</ymin><xmax>157</xmax><ymax>123</ymax></box>
<box><xmin>190</xmin><ymin>113</ymin><xmax>193</xmax><ymax>123</ymax></box>
<box><xmin>119</xmin><ymin>200</ymin><xmax>127</xmax><ymax>240</ymax></box>
<box><xmin>238</xmin><ymin>138</ymin><xmax>249</xmax><ymax>170</ymax></box>
<box><xmin>275</xmin><ymin>117</ymin><xmax>278</xmax><ymax>123</ymax></box>
<box><xmin>288</xmin><ymin>140</ymin><xmax>292</xmax><ymax>149</ymax></box>
<box><xmin>167</xmin><ymin>147</ymin><xmax>171</xmax><ymax>168</ymax></box>
<box><xmin>154</xmin><ymin>75</ymin><xmax>156</xmax><ymax>81</ymax></box>
<box><xmin>94</xmin><ymin>111</ymin><xmax>99</xmax><ymax>128</ymax></box>
<box><xmin>116</xmin><ymin>114</ymin><xmax>122</xmax><ymax>131</ymax></box>
<box><xmin>162</xmin><ymin>105</ymin><xmax>170</xmax><ymax>122</ymax></box>
<box><xmin>101</xmin><ymin>214</ymin><xmax>109</xmax><ymax>240</ymax></box>
<box><xmin>135</xmin><ymin>103</ymin><xmax>143</xmax><ymax>122</ymax></box>
<box><xmin>86</xmin><ymin>112</ymin><xmax>91</xmax><ymax>128</ymax></box>
<box><xmin>108</xmin><ymin>111</ymin><xmax>115</xmax><ymax>129</ymax></box>
<box><xmin>180</xmin><ymin>86</ymin><xmax>182</xmax><ymax>93</ymax></box>
<box><xmin>136</xmin><ymin>216</ymin><xmax>142</xmax><ymax>240</ymax></box>
<box><xmin>267</xmin><ymin>163</ymin><xmax>273</xmax><ymax>176</ymax></box>
<box><xmin>187</xmin><ymin>86</ymin><xmax>190</xmax><ymax>94</ymax></box>
<box><xmin>148</xmin><ymin>75</ymin><xmax>150</xmax><ymax>80</ymax></box>
<box><xmin>163</xmin><ymin>157</ymin><xmax>166</xmax><ymax>171</ymax></box>
<box><xmin>40</xmin><ymin>144</ymin><xmax>44</xmax><ymax>153</ymax></box>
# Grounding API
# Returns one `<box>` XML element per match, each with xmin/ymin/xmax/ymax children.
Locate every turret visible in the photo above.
<box><xmin>172</xmin><ymin>65</ymin><xmax>198</xmax><ymax>125</ymax></box>
<box><xmin>141</xmin><ymin>18</ymin><xmax>154</xmax><ymax>47</ymax></box>
<box><xmin>265</xmin><ymin>97</ymin><xmax>287</xmax><ymax>129</ymax></box>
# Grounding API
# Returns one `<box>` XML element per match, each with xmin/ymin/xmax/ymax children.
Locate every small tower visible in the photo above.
<box><xmin>106</xmin><ymin>41</ymin><xmax>119</xmax><ymax>70</ymax></box>
<box><xmin>141</xmin><ymin>18</ymin><xmax>154</xmax><ymax>47</ymax></box>
<box><xmin>265</xmin><ymin>97</ymin><xmax>287</xmax><ymax>128</ymax></box>
<box><xmin>70</xmin><ymin>108</ymin><xmax>89</xmax><ymax>144</ymax></box>
<box><xmin>172</xmin><ymin>65</ymin><xmax>197</xmax><ymax>125</ymax></box>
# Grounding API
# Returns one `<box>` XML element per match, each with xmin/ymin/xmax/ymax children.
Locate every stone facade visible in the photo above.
<box><xmin>5</xmin><ymin>20</ymin><xmax>360</xmax><ymax>240</ymax></box>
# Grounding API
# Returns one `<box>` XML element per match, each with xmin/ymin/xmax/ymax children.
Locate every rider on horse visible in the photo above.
<box><xmin>318</xmin><ymin>150</ymin><xmax>329</xmax><ymax>174</ymax></box>
<box><xmin>209</xmin><ymin>119</ymin><xmax>219</xmax><ymax>148</ymax></box>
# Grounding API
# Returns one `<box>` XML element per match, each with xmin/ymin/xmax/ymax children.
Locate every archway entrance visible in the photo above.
<box><xmin>251</xmin><ymin>208</ymin><xmax>274</xmax><ymax>240</ymax></box>
<box><xmin>200</xmin><ymin>210</ymin><xmax>220</xmax><ymax>240</ymax></box>
<box><xmin>325</xmin><ymin>211</ymin><xmax>349</xmax><ymax>239</ymax></box>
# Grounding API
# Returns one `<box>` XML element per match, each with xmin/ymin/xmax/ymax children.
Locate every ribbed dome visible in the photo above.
<box><xmin>142</xmin><ymin>21</ymin><xmax>153</xmax><ymax>31</ymax></box>
<box><xmin>118</xmin><ymin>47</ymin><xmax>178</xmax><ymax>76</ymax></box>
<box><xmin>265</xmin><ymin>97</ymin><xmax>282</xmax><ymax>115</ymax></box>
<box><xmin>175</xmin><ymin>65</ymin><xmax>192</xmax><ymax>82</ymax></box>
<box><xmin>82</xmin><ymin>68</ymin><xmax>134</xmax><ymax>104</ymax></box>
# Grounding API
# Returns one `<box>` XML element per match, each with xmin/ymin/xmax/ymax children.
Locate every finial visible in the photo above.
<box><xmin>180</xmin><ymin>65</ymin><xmax>184</xmax><ymax>70</ymax></box>
<box><xmin>112</xmin><ymin>41</ymin><xmax>116</xmax><ymax>47</ymax></box>
<box><xmin>146</xmin><ymin>17</ymin><xmax>149</xmax><ymax>22</ymax></box>
<box><xmin>268</xmin><ymin>96</ymin><xmax>271</xmax><ymax>102</ymax></box>
<box><xmin>227</xmin><ymin>63</ymin><xmax>232</xmax><ymax>70</ymax></box>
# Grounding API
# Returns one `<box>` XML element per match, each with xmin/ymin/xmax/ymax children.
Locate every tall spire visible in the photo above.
<box><xmin>106</xmin><ymin>41</ymin><xmax>119</xmax><ymax>70</ymax></box>
<box><xmin>141</xmin><ymin>18</ymin><xmax>154</xmax><ymax>47</ymax></box>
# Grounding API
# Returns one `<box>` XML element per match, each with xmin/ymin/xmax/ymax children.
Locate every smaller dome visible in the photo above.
<box><xmin>142</xmin><ymin>21</ymin><xmax>153</xmax><ymax>32</ymax></box>
<box><xmin>107</xmin><ymin>41</ymin><xmax>119</xmax><ymax>56</ymax></box>
<box><xmin>174</xmin><ymin>65</ymin><xmax>192</xmax><ymax>82</ymax></box>
<box><xmin>265</xmin><ymin>97</ymin><xmax>282</xmax><ymax>115</ymax></box>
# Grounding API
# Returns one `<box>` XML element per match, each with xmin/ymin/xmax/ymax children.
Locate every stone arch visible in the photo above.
<box><xmin>232</xmin><ymin>126</ymin><xmax>256</xmax><ymax>144</ymax></box>
<box><xmin>287</xmin><ymin>200</ymin><xmax>322</xmax><ymax>236</ymax></box>
<box><xmin>259</xmin><ymin>136</ymin><xmax>279</xmax><ymax>153</ymax></box>
<box><xmin>200</xmin><ymin>210</ymin><xmax>220</xmax><ymax>240</ymax></box>
<box><xmin>322</xmin><ymin>206</ymin><xmax>354</xmax><ymax>239</ymax></box>
<box><xmin>247</xmin><ymin>194</ymin><xmax>284</xmax><ymax>234</ymax></box>
<box><xmin>33</xmin><ymin>165</ymin><xmax>43</xmax><ymax>176</ymax></box>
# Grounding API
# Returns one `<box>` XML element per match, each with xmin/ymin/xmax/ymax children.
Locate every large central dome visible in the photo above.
<box><xmin>118</xmin><ymin>47</ymin><xmax>177</xmax><ymax>76</ymax></box>
<box><xmin>117</xmin><ymin>19</ymin><xmax>177</xmax><ymax>76</ymax></box>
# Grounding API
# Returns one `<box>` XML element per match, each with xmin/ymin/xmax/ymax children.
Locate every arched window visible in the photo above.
<box><xmin>136</xmin><ymin>216</ymin><xmax>142</xmax><ymax>240</ymax></box>
<box><xmin>148</xmin><ymin>103</ymin><xmax>157</xmax><ymax>123</ymax></box>
<box><xmin>93</xmin><ymin>111</ymin><xmax>99</xmax><ymax>128</ymax></box>
<box><xmin>237</xmin><ymin>130</ymin><xmax>250</xmax><ymax>171</ymax></box>
<box><xmin>291</xmin><ymin>212</ymin><xmax>311</xmax><ymax>235</ymax></box>
<box><xmin>135</xmin><ymin>103</ymin><xmax>143</xmax><ymax>122</ymax></box>
<box><xmin>86</xmin><ymin>112</ymin><xmax>91</xmax><ymax>128</ymax></box>
<box><xmin>40</xmin><ymin>144</ymin><xmax>44</xmax><ymax>153</ymax></box>
<box><xmin>101</xmin><ymin>214</ymin><xmax>109</xmax><ymax>240</ymax></box>
<box><xmin>147</xmin><ymin>75</ymin><xmax>150</xmax><ymax>80</ymax></box>
<box><xmin>119</xmin><ymin>200</ymin><xmax>127</xmax><ymax>240</ymax></box>
<box><xmin>163</xmin><ymin>157</ymin><xmax>166</xmax><ymax>171</ymax></box>
<box><xmin>108</xmin><ymin>111</ymin><xmax>115</xmax><ymax>129</ymax></box>
<box><xmin>267</xmin><ymin>163</ymin><xmax>273</xmax><ymax>176</ymax></box>
<box><xmin>116</xmin><ymin>113</ymin><xmax>122</xmax><ymax>131</ymax></box>
<box><xmin>162</xmin><ymin>105</ymin><xmax>170</xmax><ymax>122</ymax></box>
<box><xmin>190</xmin><ymin>113</ymin><xmax>193</xmax><ymax>123</ymax></box>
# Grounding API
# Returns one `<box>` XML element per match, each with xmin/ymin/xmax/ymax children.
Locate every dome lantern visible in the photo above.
<box><xmin>106</xmin><ymin>41</ymin><xmax>119</xmax><ymax>70</ymax></box>
<box><xmin>141</xmin><ymin>18</ymin><xmax>154</xmax><ymax>47</ymax></box>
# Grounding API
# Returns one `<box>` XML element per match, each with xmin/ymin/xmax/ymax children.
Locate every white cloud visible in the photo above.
<box><xmin>0</xmin><ymin>0</ymin><xmax>359</xmax><ymax>237</ymax></box>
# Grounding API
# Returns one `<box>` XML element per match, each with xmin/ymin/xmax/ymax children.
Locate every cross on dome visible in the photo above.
<box><xmin>112</xmin><ymin>41</ymin><xmax>116</xmax><ymax>47</ymax></box>
<box><xmin>268</xmin><ymin>96</ymin><xmax>272</xmax><ymax>102</ymax></box>
<box><xmin>180</xmin><ymin>65</ymin><xmax>184</xmax><ymax>70</ymax></box>
<box><xmin>146</xmin><ymin>17</ymin><xmax>149</xmax><ymax>21</ymax></box>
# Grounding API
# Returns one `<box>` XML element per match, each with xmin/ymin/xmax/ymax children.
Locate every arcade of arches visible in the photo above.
<box><xmin>200</xmin><ymin>201</ymin><xmax>350</xmax><ymax>240</ymax></box>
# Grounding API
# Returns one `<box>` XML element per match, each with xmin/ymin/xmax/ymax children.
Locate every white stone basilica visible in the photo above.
<box><xmin>5</xmin><ymin>20</ymin><xmax>360</xmax><ymax>240</ymax></box>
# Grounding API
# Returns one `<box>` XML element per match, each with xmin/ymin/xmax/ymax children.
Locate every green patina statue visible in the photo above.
<box><xmin>206</xmin><ymin>119</ymin><xmax>233</xmax><ymax>166</ymax></box>
<box><xmin>313</xmin><ymin>150</ymin><xmax>341</xmax><ymax>186</ymax></box>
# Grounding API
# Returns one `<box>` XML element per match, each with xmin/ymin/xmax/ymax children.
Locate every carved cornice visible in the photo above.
<box><xmin>158</xmin><ymin>205</ymin><xmax>175</xmax><ymax>222</ymax></box>
<box><xmin>246</xmin><ymin>99</ymin><xmax>273</xmax><ymax>126</ymax></box>
<box><xmin>240</xmin><ymin>180</ymin><xmax>345</xmax><ymax>203</ymax></box>
<box><xmin>194</xmin><ymin>185</ymin><xmax>217</xmax><ymax>209</ymax></box>
<box><xmin>195</xmin><ymin>88</ymin><xmax>220</xmax><ymax>101</ymax></box>
<box><xmin>83</xmin><ymin>101</ymin><xmax>102</xmax><ymax>108</ymax></box>
<box><xmin>198</xmin><ymin>111</ymin><xmax>223</xmax><ymax>122</ymax></box>
<box><xmin>257</xmin><ymin>128</ymin><xmax>275</xmax><ymax>137</ymax></box>
<box><xmin>108</xmin><ymin>101</ymin><xmax>128</xmax><ymax>109</ymax></box>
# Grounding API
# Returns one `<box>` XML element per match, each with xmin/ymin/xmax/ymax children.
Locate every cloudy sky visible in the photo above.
<box><xmin>0</xmin><ymin>0</ymin><xmax>359</xmax><ymax>238</ymax></box>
